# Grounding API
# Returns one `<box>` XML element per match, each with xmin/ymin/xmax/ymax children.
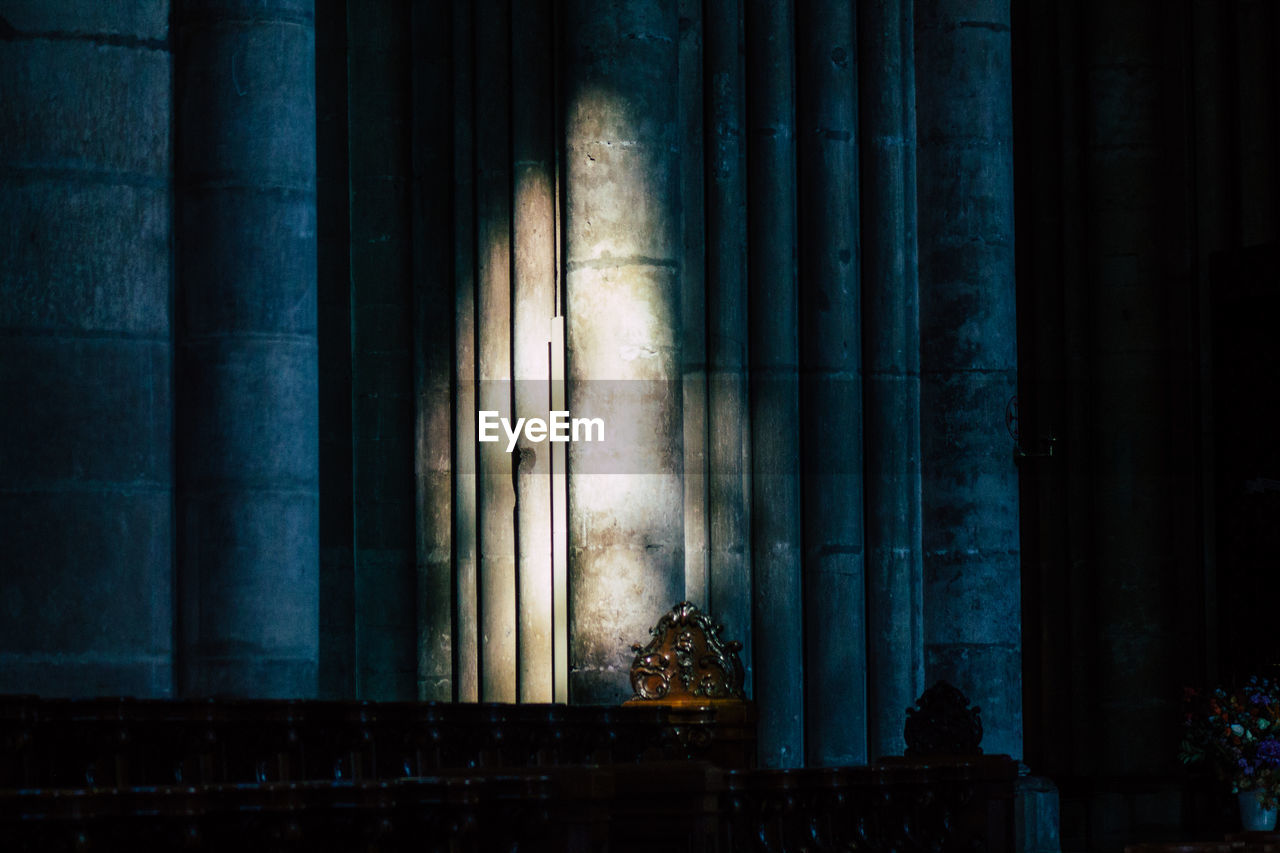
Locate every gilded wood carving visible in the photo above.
<box><xmin>628</xmin><ymin>602</ymin><xmax>746</xmax><ymax>702</ymax></box>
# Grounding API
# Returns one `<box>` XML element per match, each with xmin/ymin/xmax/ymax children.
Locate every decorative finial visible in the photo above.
<box><xmin>628</xmin><ymin>602</ymin><xmax>746</xmax><ymax>702</ymax></box>
<box><xmin>904</xmin><ymin>681</ymin><xmax>984</xmax><ymax>756</ymax></box>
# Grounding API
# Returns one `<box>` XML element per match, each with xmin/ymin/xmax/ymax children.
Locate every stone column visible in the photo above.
<box><xmin>511</xmin><ymin>0</ymin><xmax>557</xmax><ymax>703</ymax></box>
<box><xmin>0</xmin><ymin>2</ymin><xmax>174</xmax><ymax>697</ymax></box>
<box><xmin>745</xmin><ymin>0</ymin><xmax>805</xmax><ymax>768</ymax></box>
<box><xmin>451</xmin><ymin>0</ymin><xmax>480</xmax><ymax>703</ymax></box>
<box><xmin>412</xmin><ymin>0</ymin><xmax>455</xmax><ymax>702</ymax></box>
<box><xmin>705</xmin><ymin>0</ymin><xmax>753</xmax><ymax>694</ymax></box>
<box><xmin>858</xmin><ymin>0</ymin><xmax>924</xmax><ymax>759</ymax></box>
<box><xmin>797</xmin><ymin>0</ymin><xmax>866</xmax><ymax>767</ymax></box>
<box><xmin>175</xmin><ymin>0</ymin><xmax>319</xmax><ymax>697</ymax></box>
<box><xmin>915</xmin><ymin>0</ymin><xmax>1021</xmax><ymax>757</ymax></box>
<box><xmin>316</xmin><ymin>0</ymin><xmax>354</xmax><ymax>699</ymax></box>
<box><xmin>680</xmin><ymin>0</ymin><xmax>710</xmax><ymax>610</ymax></box>
<box><xmin>474</xmin><ymin>0</ymin><xmax>517</xmax><ymax>703</ymax></box>
<box><xmin>564</xmin><ymin>0</ymin><xmax>685</xmax><ymax>705</ymax></box>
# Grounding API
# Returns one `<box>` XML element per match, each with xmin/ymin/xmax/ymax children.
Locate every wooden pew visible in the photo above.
<box><xmin>0</xmin><ymin>776</ymin><xmax>562</xmax><ymax>852</ymax></box>
<box><xmin>0</xmin><ymin>696</ymin><xmax>685</xmax><ymax>789</ymax></box>
<box><xmin>0</xmin><ymin>766</ymin><xmax>728</xmax><ymax>853</ymax></box>
<box><xmin>0</xmin><ymin>607</ymin><xmax>1018</xmax><ymax>850</ymax></box>
<box><xmin>722</xmin><ymin>756</ymin><xmax>1018</xmax><ymax>853</ymax></box>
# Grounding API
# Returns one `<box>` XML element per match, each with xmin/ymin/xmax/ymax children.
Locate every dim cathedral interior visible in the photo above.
<box><xmin>1</xmin><ymin>0</ymin><xmax>1278</xmax><ymax>850</ymax></box>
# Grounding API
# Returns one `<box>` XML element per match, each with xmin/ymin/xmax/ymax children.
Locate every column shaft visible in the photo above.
<box><xmin>681</xmin><ymin>0</ymin><xmax>710</xmax><ymax>609</ymax></box>
<box><xmin>858</xmin><ymin>0</ymin><xmax>925</xmax><ymax>759</ymax></box>
<box><xmin>745</xmin><ymin>0</ymin><xmax>804</xmax><ymax>768</ymax></box>
<box><xmin>412</xmin><ymin>0</ymin><xmax>455</xmax><ymax>701</ymax></box>
<box><xmin>451</xmin><ymin>0</ymin><xmax>480</xmax><ymax>703</ymax></box>
<box><xmin>797</xmin><ymin>0</ymin><xmax>866</xmax><ymax>767</ymax></box>
<box><xmin>176</xmin><ymin>0</ymin><xmax>319</xmax><ymax>697</ymax></box>
<box><xmin>511</xmin><ymin>0</ymin><xmax>557</xmax><ymax>703</ymax></box>
<box><xmin>474</xmin><ymin>0</ymin><xmax>517</xmax><ymax>703</ymax></box>
<box><xmin>916</xmin><ymin>0</ymin><xmax>1021</xmax><ymax>756</ymax></box>
<box><xmin>564</xmin><ymin>0</ymin><xmax>685</xmax><ymax>705</ymax></box>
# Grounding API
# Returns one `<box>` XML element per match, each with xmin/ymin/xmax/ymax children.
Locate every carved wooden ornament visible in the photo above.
<box><xmin>903</xmin><ymin>681</ymin><xmax>984</xmax><ymax>756</ymax></box>
<box><xmin>628</xmin><ymin>602</ymin><xmax>746</xmax><ymax>702</ymax></box>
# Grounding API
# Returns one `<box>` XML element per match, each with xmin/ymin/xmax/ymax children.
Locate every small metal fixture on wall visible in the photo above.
<box><xmin>1007</xmin><ymin>395</ymin><xmax>1057</xmax><ymax>464</ymax></box>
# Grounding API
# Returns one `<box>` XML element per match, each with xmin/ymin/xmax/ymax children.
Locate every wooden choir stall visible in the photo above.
<box><xmin>0</xmin><ymin>603</ymin><xmax>1018</xmax><ymax>851</ymax></box>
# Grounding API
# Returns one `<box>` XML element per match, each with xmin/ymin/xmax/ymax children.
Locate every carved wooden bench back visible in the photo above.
<box><xmin>627</xmin><ymin>602</ymin><xmax>746</xmax><ymax>703</ymax></box>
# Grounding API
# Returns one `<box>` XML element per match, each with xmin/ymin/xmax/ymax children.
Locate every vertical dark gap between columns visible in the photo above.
<box><xmin>347</xmin><ymin>0</ymin><xmax>416</xmax><ymax>700</ymax></box>
<box><xmin>316</xmin><ymin>0</ymin><xmax>355</xmax><ymax>699</ymax></box>
<box><xmin>176</xmin><ymin>0</ymin><xmax>321</xmax><ymax>698</ymax></box>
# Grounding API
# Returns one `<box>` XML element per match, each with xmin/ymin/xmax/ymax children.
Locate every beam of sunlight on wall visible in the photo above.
<box><xmin>563</xmin><ymin>6</ymin><xmax>685</xmax><ymax>702</ymax></box>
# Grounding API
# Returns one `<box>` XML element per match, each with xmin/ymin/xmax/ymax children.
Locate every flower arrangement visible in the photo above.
<box><xmin>1180</xmin><ymin>676</ymin><xmax>1280</xmax><ymax>807</ymax></box>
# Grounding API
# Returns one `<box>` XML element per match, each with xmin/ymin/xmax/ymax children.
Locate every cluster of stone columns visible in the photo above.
<box><xmin>726</xmin><ymin>0</ymin><xmax>1019</xmax><ymax>765</ymax></box>
<box><xmin>1</xmin><ymin>0</ymin><xmax>1023</xmax><ymax>764</ymax></box>
<box><xmin>0</xmin><ymin>0</ymin><xmax>323</xmax><ymax>699</ymax></box>
<box><xmin>308</xmin><ymin>0</ymin><xmax>1022</xmax><ymax>762</ymax></box>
